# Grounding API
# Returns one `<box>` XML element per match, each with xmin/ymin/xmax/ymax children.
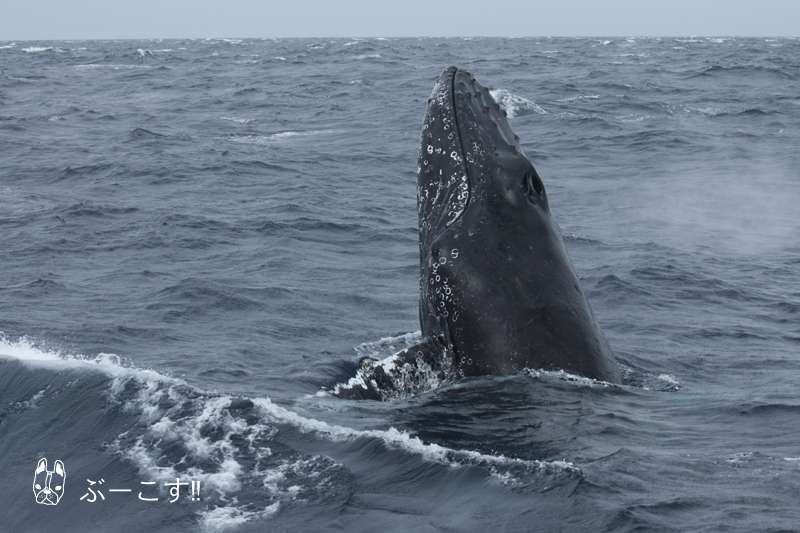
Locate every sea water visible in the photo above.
<box><xmin>1</xmin><ymin>37</ymin><xmax>799</xmax><ymax>532</ymax></box>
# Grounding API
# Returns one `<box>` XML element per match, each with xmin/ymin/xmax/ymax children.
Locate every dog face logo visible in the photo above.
<box><xmin>33</xmin><ymin>458</ymin><xmax>65</xmax><ymax>505</ymax></box>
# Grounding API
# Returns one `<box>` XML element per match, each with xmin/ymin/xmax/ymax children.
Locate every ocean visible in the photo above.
<box><xmin>1</xmin><ymin>36</ymin><xmax>799</xmax><ymax>532</ymax></box>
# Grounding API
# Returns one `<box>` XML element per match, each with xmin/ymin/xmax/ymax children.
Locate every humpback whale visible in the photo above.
<box><xmin>336</xmin><ymin>67</ymin><xmax>620</xmax><ymax>400</ymax></box>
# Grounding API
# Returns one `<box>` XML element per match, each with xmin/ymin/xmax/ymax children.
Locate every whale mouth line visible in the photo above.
<box><xmin>449</xmin><ymin>67</ymin><xmax>468</xmax><ymax>190</ymax></box>
<box><xmin>445</xmin><ymin>67</ymin><xmax>470</xmax><ymax>228</ymax></box>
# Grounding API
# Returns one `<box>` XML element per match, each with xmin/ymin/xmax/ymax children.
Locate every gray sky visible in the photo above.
<box><xmin>2</xmin><ymin>0</ymin><xmax>799</xmax><ymax>40</ymax></box>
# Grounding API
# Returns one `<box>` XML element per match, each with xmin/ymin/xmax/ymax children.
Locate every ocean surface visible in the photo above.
<box><xmin>1</xmin><ymin>37</ymin><xmax>799</xmax><ymax>532</ymax></box>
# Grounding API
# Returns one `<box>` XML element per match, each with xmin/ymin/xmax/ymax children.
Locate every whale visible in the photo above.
<box><xmin>335</xmin><ymin>66</ymin><xmax>620</xmax><ymax>400</ymax></box>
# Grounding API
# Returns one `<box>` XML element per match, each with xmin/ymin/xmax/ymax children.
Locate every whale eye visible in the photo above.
<box><xmin>55</xmin><ymin>485</ymin><xmax>62</xmax><ymax>491</ymax></box>
<box><xmin>35</xmin><ymin>484</ymin><xmax>42</xmax><ymax>490</ymax></box>
<box><xmin>522</xmin><ymin>171</ymin><xmax>544</xmax><ymax>203</ymax></box>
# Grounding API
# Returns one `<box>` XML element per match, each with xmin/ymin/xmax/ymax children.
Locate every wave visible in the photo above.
<box><xmin>219</xmin><ymin>116</ymin><xmax>256</xmax><ymax>124</ymax></box>
<box><xmin>0</xmin><ymin>334</ymin><xmax>579</xmax><ymax>531</ymax></box>
<box><xmin>130</xmin><ymin>127</ymin><xmax>168</xmax><ymax>138</ymax></box>
<box><xmin>353</xmin><ymin>331</ymin><xmax>422</xmax><ymax>359</ymax></box>
<box><xmin>524</xmin><ymin>368</ymin><xmax>619</xmax><ymax>388</ymax></box>
<box><xmin>558</xmin><ymin>95</ymin><xmax>600</xmax><ymax>103</ymax></box>
<box><xmin>223</xmin><ymin>130</ymin><xmax>337</xmax><ymax>144</ymax></box>
<box><xmin>489</xmin><ymin>89</ymin><xmax>546</xmax><ymax>118</ymax></box>
<box><xmin>22</xmin><ymin>47</ymin><xmax>61</xmax><ymax>53</ymax></box>
<box><xmin>74</xmin><ymin>64</ymin><xmax>152</xmax><ymax>70</ymax></box>
<box><xmin>689</xmin><ymin>64</ymin><xmax>795</xmax><ymax>80</ymax></box>
<box><xmin>128</xmin><ymin>127</ymin><xmax>191</xmax><ymax>142</ymax></box>
<box><xmin>57</xmin><ymin>163</ymin><xmax>121</xmax><ymax>181</ymax></box>
<box><xmin>563</xmin><ymin>233</ymin><xmax>600</xmax><ymax>243</ymax></box>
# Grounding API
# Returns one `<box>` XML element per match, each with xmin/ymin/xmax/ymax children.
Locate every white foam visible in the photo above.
<box><xmin>0</xmin><ymin>335</ymin><xmax>62</xmax><ymax>361</ymax></box>
<box><xmin>554</xmin><ymin>111</ymin><xmax>598</xmax><ymax>120</ymax></box>
<box><xmin>558</xmin><ymin>95</ymin><xmax>600</xmax><ymax>103</ymax></box>
<box><xmin>224</xmin><ymin>130</ymin><xmax>336</xmax><ymax>144</ymax></box>
<box><xmin>657</xmin><ymin>374</ymin><xmax>679</xmax><ymax>386</ymax></box>
<box><xmin>525</xmin><ymin>368</ymin><xmax>617</xmax><ymax>388</ymax></box>
<box><xmin>563</xmin><ymin>233</ymin><xmax>597</xmax><ymax>242</ymax></box>
<box><xmin>23</xmin><ymin>47</ymin><xmax>52</xmax><ymax>53</ymax></box>
<box><xmin>219</xmin><ymin>116</ymin><xmax>255</xmax><ymax>124</ymax></box>
<box><xmin>354</xmin><ymin>54</ymin><xmax>381</xmax><ymax>59</ymax></box>
<box><xmin>0</xmin><ymin>43</ymin><xmax>16</xmax><ymax>49</ymax></box>
<box><xmin>354</xmin><ymin>331</ymin><xmax>422</xmax><ymax>358</ymax></box>
<box><xmin>74</xmin><ymin>64</ymin><xmax>152</xmax><ymax>70</ymax></box>
<box><xmin>618</xmin><ymin>114</ymin><xmax>650</xmax><ymax>123</ymax></box>
<box><xmin>693</xmin><ymin>106</ymin><xmax>727</xmax><ymax>116</ymax></box>
<box><xmin>121</xmin><ymin>434</ymin><xmax>244</xmax><ymax>495</ymax></box>
<box><xmin>0</xmin><ymin>334</ymin><xmax>153</xmax><ymax>379</ymax></box>
<box><xmin>489</xmin><ymin>89</ymin><xmax>546</xmax><ymax>118</ymax></box>
<box><xmin>98</xmin><ymin>365</ymin><xmax>346</xmax><ymax>529</ymax></box>
<box><xmin>253</xmin><ymin>396</ymin><xmax>578</xmax><ymax>475</ymax></box>
<box><xmin>199</xmin><ymin>504</ymin><xmax>279</xmax><ymax>533</ymax></box>
<box><xmin>328</xmin><ymin>368</ymin><xmax>370</xmax><ymax>397</ymax></box>
<box><xmin>107</xmin><ymin>385</ymin><xmax>254</xmax><ymax>496</ymax></box>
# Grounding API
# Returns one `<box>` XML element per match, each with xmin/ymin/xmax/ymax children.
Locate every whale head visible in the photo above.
<box><xmin>417</xmin><ymin>66</ymin><xmax>620</xmax><ymax>382</ymax></box>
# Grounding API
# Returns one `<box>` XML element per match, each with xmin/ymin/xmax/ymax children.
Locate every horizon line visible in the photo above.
<box><xmin>2</xmin><ymin>35</ymin><xmax>798</xmax><ymax>42</ymax></box>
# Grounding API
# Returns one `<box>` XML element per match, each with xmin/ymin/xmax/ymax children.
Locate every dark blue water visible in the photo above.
<box><xmin>2</xmin><ymin>37</ymin><xmax>800</xmax><ymax>532</ymax></box>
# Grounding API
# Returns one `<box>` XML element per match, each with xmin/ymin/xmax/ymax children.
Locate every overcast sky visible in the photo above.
<box><xmin>2</xmin><ymin>0</ymin><xmax>798</xmax><ymax>40</ymax></box>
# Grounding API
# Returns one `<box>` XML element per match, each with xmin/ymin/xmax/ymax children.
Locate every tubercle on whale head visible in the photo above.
<box><xmin>450</xmin><ymin>67</ymin><xmax>551</xmax><ymax>214</ymax></box>
<box><xmin>451</xmin><ymin>67</ymin><xmax>522</xmax><ymax>155</ymax></box>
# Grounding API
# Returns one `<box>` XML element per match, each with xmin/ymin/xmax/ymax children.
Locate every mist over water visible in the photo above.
<box><xmin>1</xmin><ymin>37</ymin><xmax>799</xmax><ymax>532</ymax></box>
